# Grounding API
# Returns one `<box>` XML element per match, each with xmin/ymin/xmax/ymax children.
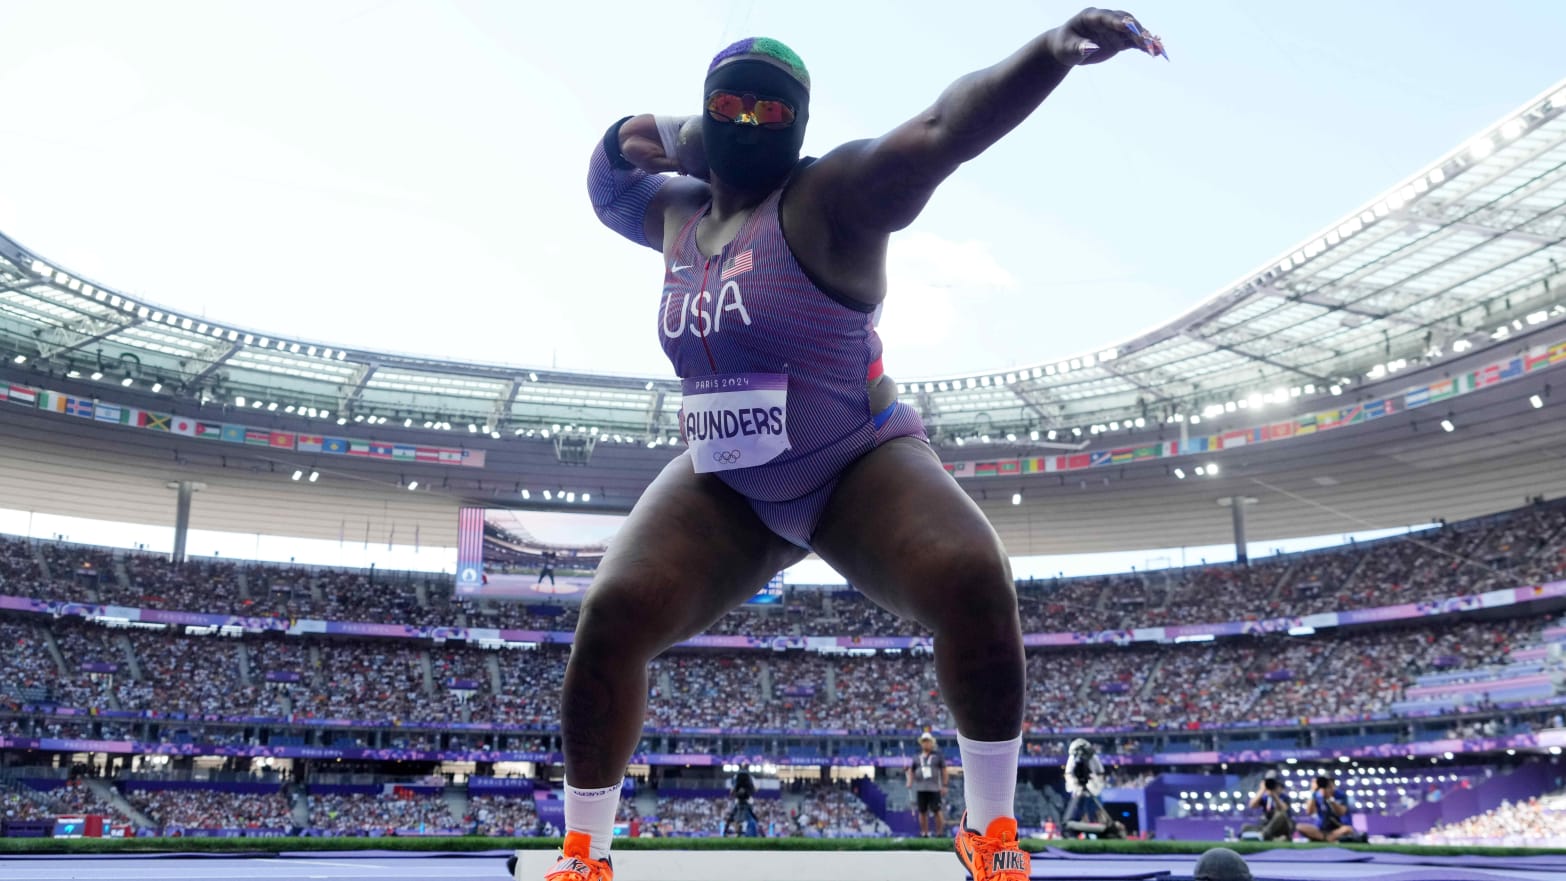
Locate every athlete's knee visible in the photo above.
<box><xmin>917</xmin><ymin>541</ymin><xmax>1018</xmax><ymax>626</ymax></box>
<box><xmin>575</xmin><ymin>574</ymin><xmax>690</xmax><ymax>660</ymax></box>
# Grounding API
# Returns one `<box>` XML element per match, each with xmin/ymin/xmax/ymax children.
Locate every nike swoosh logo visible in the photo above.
<box><xmin>670</xmin><ymin>263</ymin><xmax>693</xmax><ymax>273</ymax></box>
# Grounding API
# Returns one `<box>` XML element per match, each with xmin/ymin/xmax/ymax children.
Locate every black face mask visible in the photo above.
<box><xmin>701</xmin><ymin>59</ymin><xmax>809</xmax><ymax>194</ymax></box>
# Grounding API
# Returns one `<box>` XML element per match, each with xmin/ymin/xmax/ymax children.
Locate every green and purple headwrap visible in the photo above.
<box><xmin>708</xmin><ymin>37</ymin><xmax>810</xmax><ymax>92</ymax></box>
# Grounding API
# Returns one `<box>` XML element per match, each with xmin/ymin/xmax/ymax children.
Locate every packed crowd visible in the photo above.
<box><xmin>648</xmin><ymin>655</ymin><xmax>782</xmax><ymax>729</ymax></box>
<box><xmin>467</xmin><ymin>793</ymin><xmax>550</xmax><ymax>836</ymax></box>
<box><xmin>790</xmin><ymin>782</ymin><xmax>891</xmax><ymax>837</ymax></box>
<box><xmin>135</xmin><ymin>787</ymin><xmax>293</xmax><ymax>830</ymax></box>
<box><xmin>1418</xmin><ymin>790</ymin><xmax>1566</xmax><ymax>845</ymax></box>
<box><xmin>2</xmin><ymin>611</ymin><xmax>1559</xmax><ymax>734</ymax></box>
<box><xmin>2</xmin><ymin>502</ymin><xmax>1563</xmax><ymax>642</ymax></box>
<box><xmin>1</xmin><ymin>786</ymin><xmax>55</xmax><ymax>821</ymax></box>
<box><xmin>307</xmin><ymin>792</ymin><xmax>459</xmax><ymax>834</ymax></box>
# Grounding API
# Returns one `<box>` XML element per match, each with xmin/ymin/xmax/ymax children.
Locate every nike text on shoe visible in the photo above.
<box><xmin>539</xmin><ymin>831</ymin><xmax>613</xmax><ymax>881</ymax></box>
<box><xmin>954</xmin><ymin>812</ymin><xmax>1031</xmax><ymax>881</ymax></box>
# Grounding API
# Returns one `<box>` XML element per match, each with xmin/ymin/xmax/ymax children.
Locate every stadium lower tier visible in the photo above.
<box><xmin>4</xmin><ymin>766</ymin><xmax>1564</xmax><ymax>845</ymax></box>
<box><xmin>5</xmin><ymin>608</ymin><xmax>1565</xmax><ymax>748</ymax></box>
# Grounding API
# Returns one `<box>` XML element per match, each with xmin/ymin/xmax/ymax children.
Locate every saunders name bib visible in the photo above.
<box><xmin>681</xmin><ymin>372</ymin><xmax>790</xmax><ymax>474</ymax></box>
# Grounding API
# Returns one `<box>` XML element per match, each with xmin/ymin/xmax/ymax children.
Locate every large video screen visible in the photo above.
<box><xmin>455</xmin><ymin>507</ymin><xmax>783</xmax><ymax>603</ymax></box>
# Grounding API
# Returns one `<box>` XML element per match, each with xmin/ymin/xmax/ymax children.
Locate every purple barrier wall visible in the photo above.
<box><xmin>1404</xmin><ymin>673</ymin><xmax>1555</xmax><ymax>700</ymax></box>
<box><xmin>855</xmin><ymin>779</ymin><xmax>918</xmax><ymax>837</ymax></box>
<box><xmin>1363</xmin><ymin>764</ymin><xmax>1557</xmax><ymax>837</ymax></box>
<box><xmin>0</xmin><ymin>820</ymin><xmax>53</xmax><ymax>837</ymax></box>
<box><xmin>1152</xmin><ymin>817</ymin><xmax>1232</xmax><ymax>840</ymax></box>
<box><xmin>535</xmin><ymin>795</ymin><xmax>564</xmax><ymax>833</ymax></box>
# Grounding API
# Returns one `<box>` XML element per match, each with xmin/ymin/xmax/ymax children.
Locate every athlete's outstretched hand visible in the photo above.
<box><xmin>1045</xmin><ymin>8</ymin><xmax>1168</xmax><ymax>66</ymax></box>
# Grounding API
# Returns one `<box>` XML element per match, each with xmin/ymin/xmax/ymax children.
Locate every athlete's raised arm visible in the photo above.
<box><xmin>803</xmin><ymin>8</ymin><xmax>1165</xmax><ymax>238</ymax></box>
<box><xmin>587</xmin><ymin>113</ymin><xmax>709</xmax><ymax>251</ymax></box>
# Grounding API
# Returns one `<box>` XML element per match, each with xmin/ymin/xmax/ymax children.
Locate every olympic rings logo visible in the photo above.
<box><xmin>712</xmin><ymin>449</ymin><xmax>743</xmax><ymax>464</ymax></box>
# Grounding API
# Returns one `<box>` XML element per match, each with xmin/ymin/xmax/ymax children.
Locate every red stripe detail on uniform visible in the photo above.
<box><xmin>866</xmin><ymin>356</ymin><xmax>884</xmax><ymax>383</ymax></box>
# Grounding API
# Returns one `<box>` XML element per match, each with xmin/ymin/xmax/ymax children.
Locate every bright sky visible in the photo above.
<box><xmin>3</xmin><ymin>1</ymin><xmax>1564</xmax><ymax>381</ymax></box>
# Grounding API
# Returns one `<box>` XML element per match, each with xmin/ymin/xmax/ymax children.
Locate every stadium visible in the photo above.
<box><xmin>3</xmin><ymin>8</ymin><xmax>1566</xmax><ymax>881</ymax></box>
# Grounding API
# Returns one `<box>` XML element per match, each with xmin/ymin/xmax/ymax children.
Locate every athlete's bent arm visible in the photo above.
<box><xmin>587</xmin><ymin>114</ymin><xmax>708</xmax><ymax>250</ymax></box>
<box><xmin>805</xmin><ymin>7</ymin><xmax>1161</xmax><ymax>236</ymax></box>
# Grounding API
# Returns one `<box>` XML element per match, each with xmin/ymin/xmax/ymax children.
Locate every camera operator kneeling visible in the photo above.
<box><xmin>1296</xmin><ymin>776</ymin><xmax>1366</xmax><ymax>844</ymax></box>
<box><xmin>1242</xmin><ymin>771</ymin><xmax>1294</xmax><ymax>842</ymax></box>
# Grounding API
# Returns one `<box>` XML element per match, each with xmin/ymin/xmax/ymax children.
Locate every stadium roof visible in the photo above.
<box><xmin>2</xmin><ymin>81</ymin><xmax>1565</xmax><ymax>450</ymax></box>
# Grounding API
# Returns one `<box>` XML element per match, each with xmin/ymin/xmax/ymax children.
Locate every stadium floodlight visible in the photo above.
<box><xmin>235</xmin><ymin>395</ymin><xmax>246</xmax><ymax>406</ymax></box>
<box><xmin>469</xmin><ymin>424</ymin><xmax>479</xmax><ymax>433</ymax></box>
<box><xmin>1109</xmin><ymin>421</ymin><xmax>1119</xmax><ymax>431</ymax></box>
<box><xmin>285</xmin><ymin>405</ymin><xmax>297</xmax><ymax>414</ymax></box>
<box><xmin>1071</xmin><ymin>427</ymin><xmax>1081</xmax><ymax>436</ymax></box>
<box><xmin>252</xmin><ymin>401</ymin><xmax>264</xmax><ymax>409</ymax></box>
<box><xmin>955</xmin><ymin>437</ymin><xmax>965</xmax><ymax>446</ymax></box>
<box><xmin>1046</xmin><ymin>430</ymin><xmax>1057</xmax><ymax>440</ymax></box>
<box><xmin>1195</xmin><ymin>466</ymin><xmax>1206</xmax><ymax>476</ymax></box>
<box><xmin>529</xmin><ymin>372</ymin><xmax>538</xmax><ymax>381</ymax></box>
<box><xmin>1329</xmin><ymin>385</ymin><xmax>1342</xmax><ymax>396</ymax></box>
<box><xmin>582</xmin><ymin>493</ymin><xmax>591</xmax><ymax>502</ymax></box>
<box><xmin>1134</xmin><ymin>417</ymin><xmax>1145</xmax><ymax>428</ymax></box>
<box><xmin>10</xmin><ymin>355</ymin><xmax>23</xmax><ymax>364</ymax></box>
<box><xmin>121</xmin><ymin>376</ymin><xmax>134</xmax><ymax>387</ymax></box>
<box><xmin>266</xmin><ymin>402</ymin><xmax>278</xmax><ymax>411</ymax></box>
<box><xmin>520</xmin><ymin>489</ymin><xmax>530</xmax><ymax>499</ymax></box>
<box><xmin>565</xmin><ymin>492</ymin><xmax>576</xmax><ymax>503</ymax></box>
<box><xmin>541</xmin><ymin>429</ymin><xmax>550</xmax><ymax>438</ymax></box>
<box><xmin>980</xmin><ymin>434</ymin><xmax>990</xmax><ymax>443</ymax></box>
<box><xmin>1011</xmin><ymin>492</ymin><xmax>1021</xmax><ymax>506</ymax></box>
<box><xmin>151</xmin><ymin>382</ymin><xmax>162</xmax><ymax>393</ymax></box>
<box><xmin>308</xmin><ymin>471</ymin><xmax>319</xmax><ymax>483</ymax></box>
<box><xmin>92</xmin><ymin>371</ymin><xmax>105</xmax><ymax>381</ymax></box>
<box><xmin>542</xmin><ymin>490</ymin><xmax>552</xmax><ymax>500</ymax></box>
<box><xmin>1466</xmin><ymin>136</ymin><xmax>1495</xmax><ymax>160</ymax></box>
<box><xmin>1532</xmin><ymin>394</ymin><xmax>1545</xmax><ymax>409</ymax></box>
<box><xmin>67</xmin><ymin>370</ymin><xmax>80</xmax><ymax>378</ymax></box>
<box><xmin>1006</xmin><ymin>432</ymin><xmax>1016</xmax><ymax>442</ymax></box>
<box><xmin>1173</xmin><ymin>468</ymin><xmax>1186</xmax><ymax>479</ymax></box>
<box><xmin>492</xmin><ymin>431</ymin><xmax>502</xmax><ymax>440</ymax></box>
<box><xmin>1440</xmin><ymin>418</ymin><xmax>1455</xmax><ymax>433</ymax></box>
<box><xmin>291</xmin><ymin>470</ymin><xmax>302</xmax><ymax>481</ymax></box>
<box><xmin>1207</xmin><ymin>462</ymin><xmax>1219</xmax><ymax>475</ymax></box>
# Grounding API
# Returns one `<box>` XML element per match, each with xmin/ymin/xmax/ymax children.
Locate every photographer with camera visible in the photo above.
<box><xmin>1063</xmin><ymin>739</ymin><xmax>1124</xmax><ymax>838</ymax></box>
<box><xmin>1243</xmin><ymin>771</ymin><xmax>1295</xmax><ymax>842</ymax></box>
<box><xmin>726</xmin><ymin>771</ymin><xmax>760</xmax><ymax>837</ymax></box>
<box><xmin>906</xmin><ymin>732</ymin><xmax>949</xmax><ymax>838</ymax></box>
<box><xmin>1296</xmin><ymin>776</ymin><xmax>1363</xmax><ymax>843</ymax></box>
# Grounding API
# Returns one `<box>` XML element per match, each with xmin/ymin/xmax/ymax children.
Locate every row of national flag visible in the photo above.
<box><xmin>944</xmin><ymin>337</ymin><xmax>1566</xmax><ymax>480</ymax></box>
<box><xmin>1</xmin><ymin>384</ymin><xmax>486</xmax><ymax>469</ymax></box>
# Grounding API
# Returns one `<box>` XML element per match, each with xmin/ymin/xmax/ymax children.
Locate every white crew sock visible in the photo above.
<box><xmin>564</xmin><ymin>781</ymin><xmax>622</xmax><ymax>860</ymax></box>
<box><xmin>957</xmin><ymin>733</ymin><xmax>1021</xmax><ymax>833</ymax></box>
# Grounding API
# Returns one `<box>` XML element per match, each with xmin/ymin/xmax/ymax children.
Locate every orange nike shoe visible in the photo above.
<box><xmin>539</xmin><ymin>831</ymin><xmax>614</xmax><ymax>881</ymax></box>
<box><xmin>954</xmin><ymin>812</ymin><xmax>1031</xmax><ymax>881</ymax></box>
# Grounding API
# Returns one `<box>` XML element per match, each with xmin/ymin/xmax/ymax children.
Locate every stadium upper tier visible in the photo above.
<box><xmin>1</xmin><ymin>82</ymin><xmax>1563</xmax><ymax>444</ymax></box>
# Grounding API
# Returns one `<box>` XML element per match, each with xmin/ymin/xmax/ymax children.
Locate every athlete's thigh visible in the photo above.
<box><xmin>580</xmin><ymin>451</ymin><xmax>806</xmax><ymax>650</ymax></box>
<box><xmin>809</xmin><ymin>437</ymin><xmax>1012</xmax><ymax>625</ymax></box>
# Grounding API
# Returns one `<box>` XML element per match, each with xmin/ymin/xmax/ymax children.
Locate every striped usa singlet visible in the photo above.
<box><xmin>659</xmin><ymin>182</ymin><xmax>921</xmax><ymax>507</ymax></box>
